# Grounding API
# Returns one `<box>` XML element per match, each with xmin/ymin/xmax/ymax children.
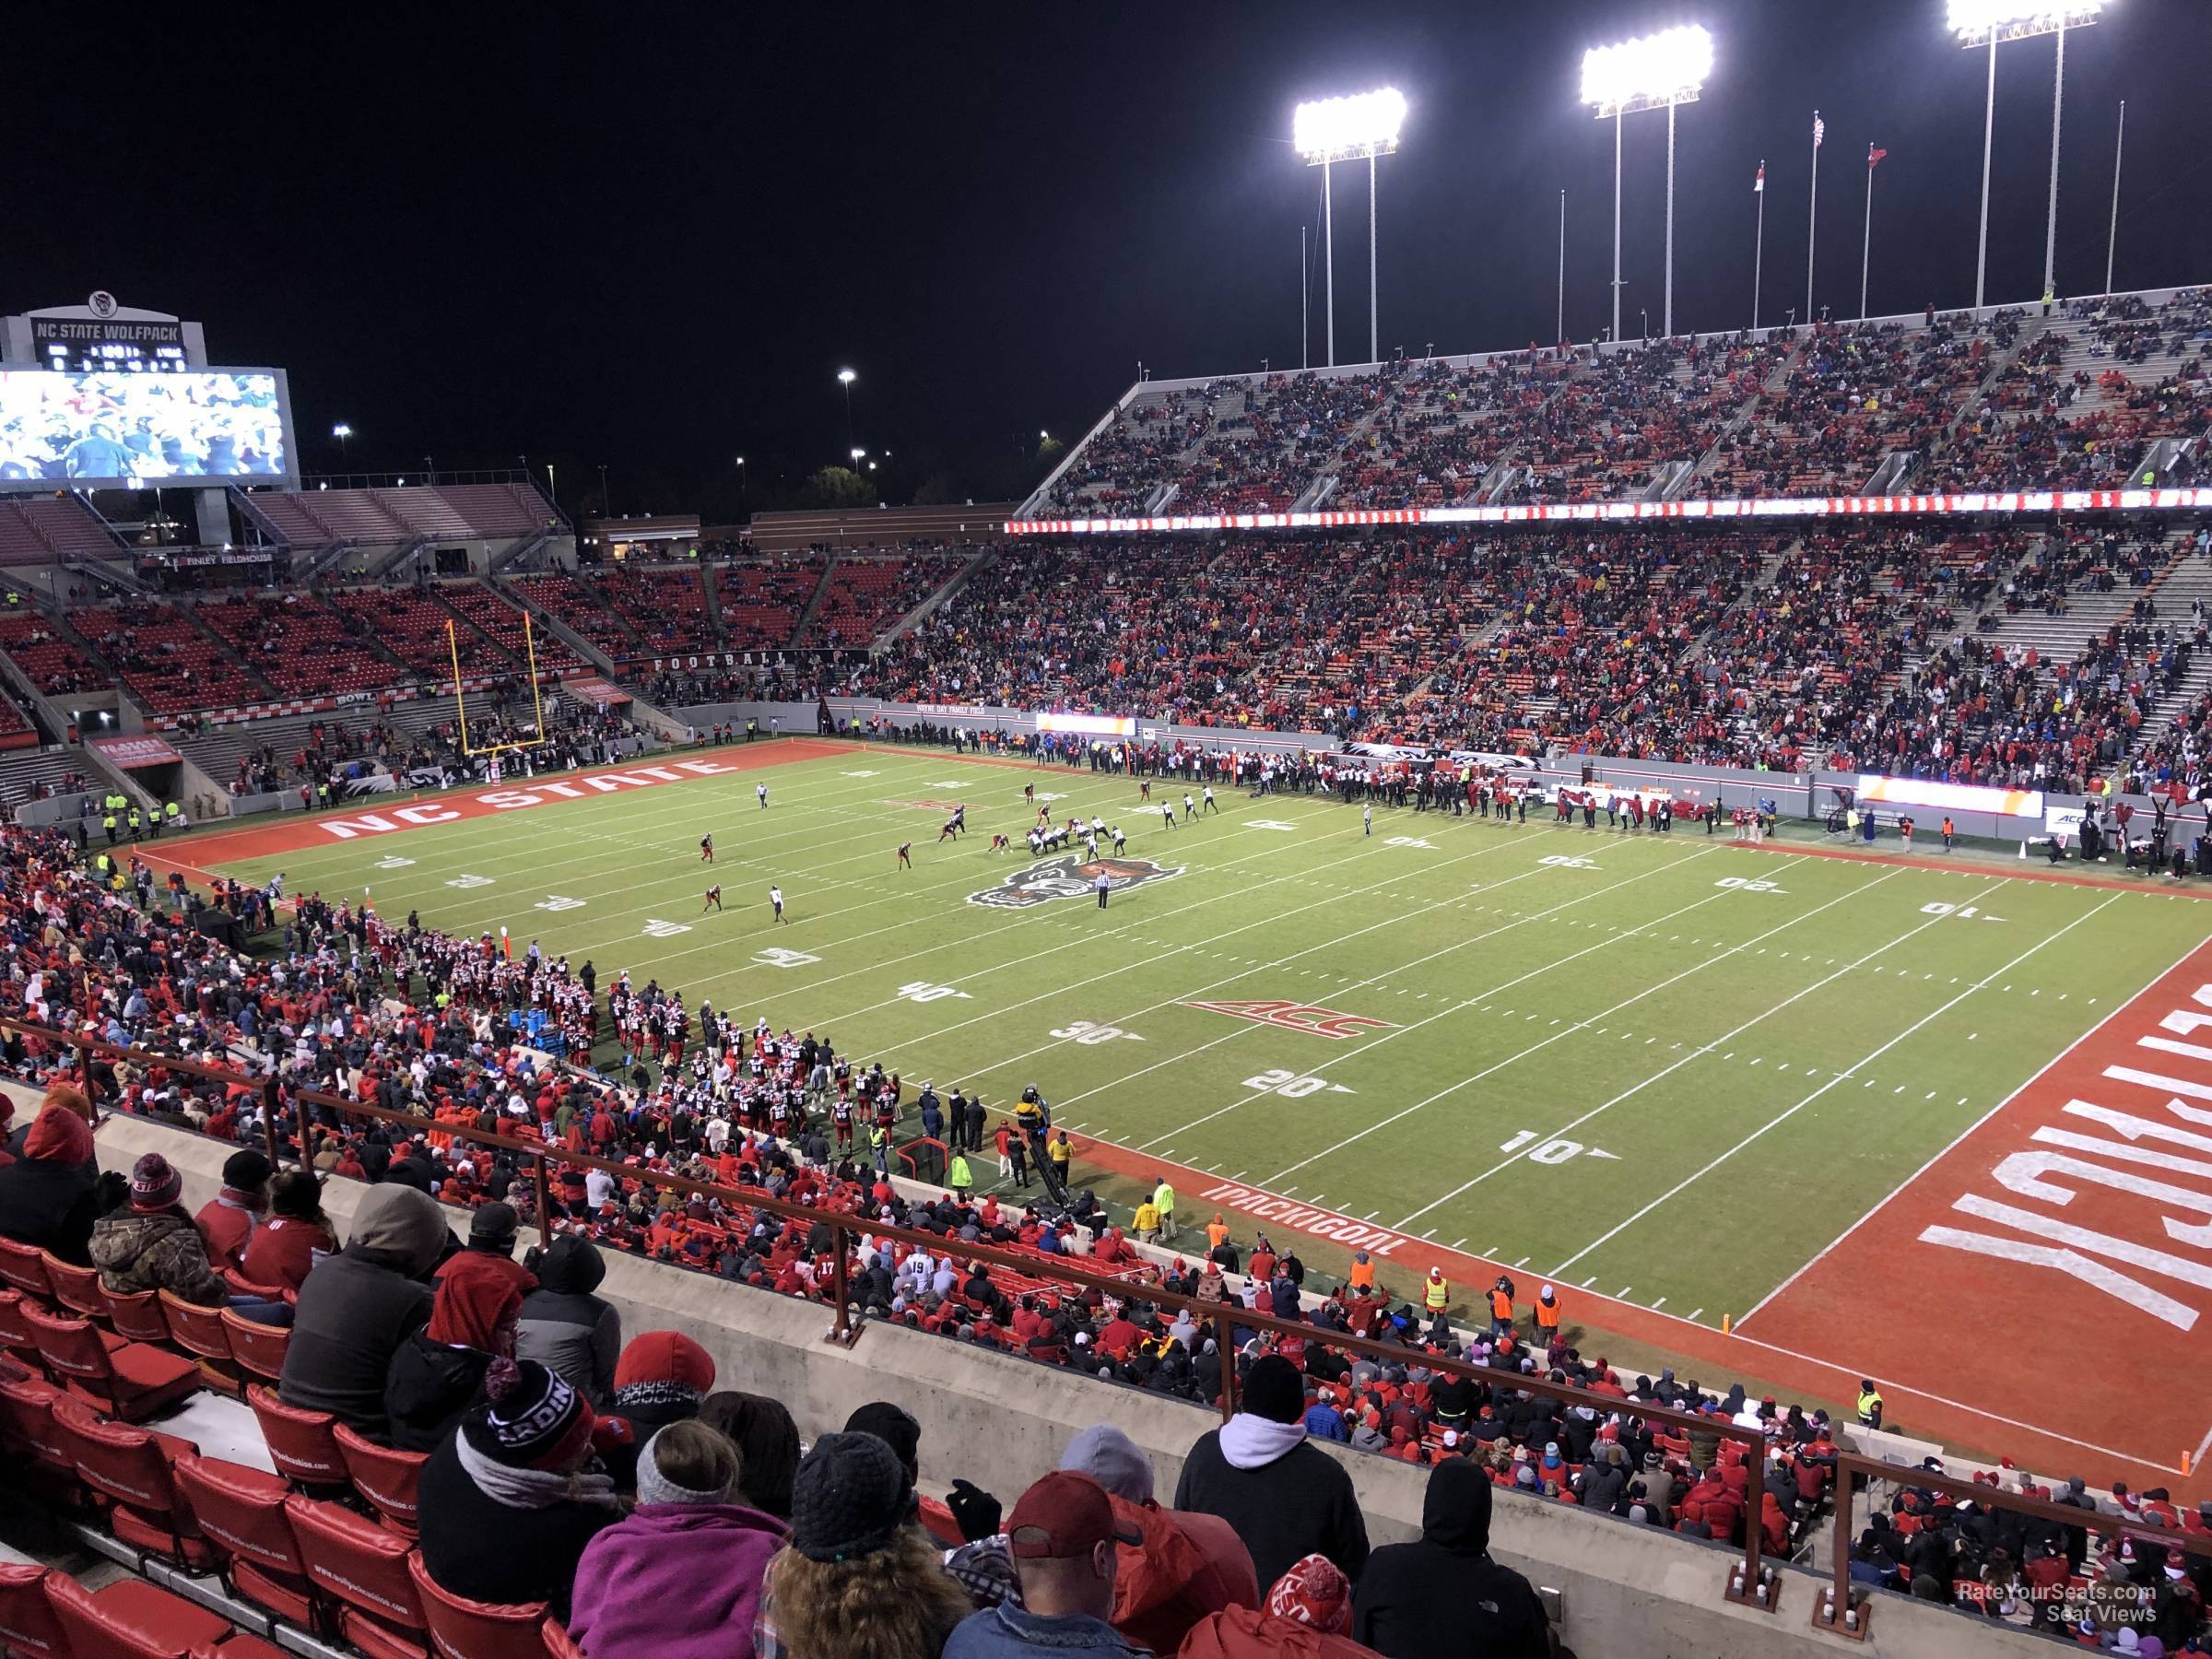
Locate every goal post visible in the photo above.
<box><xmin>445</xmin><ymin>613</ymin><xmax>551</xmax><ymax>759</ymax></box>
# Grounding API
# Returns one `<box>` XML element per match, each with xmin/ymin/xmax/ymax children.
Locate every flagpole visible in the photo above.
<box><xmin>1753</xmin><ymin>160</ymin><xmax>1766</xmax><ymax>331</ymax></box>
<box><xmin>1806</xmin><ymin>112</ymin><xmax>1821</xmax><ymax>322</ymax></box>
<box><xmin>1860</xmin><ymin>150</ymin><xmax>1876</xmax><ymax>322</ymax></box>
<box><xmin>1556</xmin><ymin>189</ymin><xmax>1567</xmax><ymax>344</ymax></box>
<box><xmin>2105</xmin><ymin>100</ymin><xmax>2125</xmax><ymax>297</ymax></box>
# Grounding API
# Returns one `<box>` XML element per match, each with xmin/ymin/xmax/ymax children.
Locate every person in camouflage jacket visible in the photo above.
<box><xmin>89</xmin><ymin>1153</ymin><xmax>226</xmax><ymax>1306</ymax></box>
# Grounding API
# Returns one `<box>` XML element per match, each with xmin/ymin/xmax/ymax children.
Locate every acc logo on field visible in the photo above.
<box><xmin>1188</xmin><ymin>999</ymin><xmax>1398</xmax><ymax>1040</ymax></box>
<box><xmin>967</xmin><ymin>854</ymin><xmax>1182</xmax><ymax>910</ymax></box>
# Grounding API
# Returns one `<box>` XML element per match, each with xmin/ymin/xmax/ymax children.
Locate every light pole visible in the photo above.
<box><xmin>735</xmin><ymin>455</ymin><xmax>747</xmax><ymax>518</ymax></box>
<box><xmin>1948</xmin><ymin>2</ymin><xmax>2109</xmax><ymax>310</ymax></box>
<box><xmin>596</xmin><ymin>464</ymin><xmax>608</xmax><ymax>514</ymax></box>
<box><xmin>1294</xmin><ymin>88</ymin><xmax>1406</xmax><ymax>366</ymax></box>
<box><xmin>837</xmin><ymin>368</ymin><xmax>856</xmax><ymax>454</ymax></box>
<box><xmin>332</xmin><ymin>423</ymin><xmax>352</xmax><ymax>467</ymax></box>
<box><xmin>1582</xmin><ymin>25</ymin><xmax>1714</xmax><ymax>346</ymax></box>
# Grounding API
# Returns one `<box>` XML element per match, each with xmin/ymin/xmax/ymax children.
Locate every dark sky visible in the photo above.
<box><xmin>17</xmin><ymin>1</ymin><xmax>2208</xmax><ymax>518</ymax></box>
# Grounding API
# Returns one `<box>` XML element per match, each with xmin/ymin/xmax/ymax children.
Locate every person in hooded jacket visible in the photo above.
<box><xmin>1352</xmin><ymin>1458</ymin><xmax>1550</xmax><ymax>1658</ymax></box>
<box><xmin>568</xmin><ymin>1419</ymin><xmax>785</xmax><ymax>1659</ymax></box>
<box><xmin>516</xmin><ymin>1234</ymin><xmax>622</xmax><ymax>1406</ymax></box>
<box><xmin>700</xmin><ymin>1391</ymin><xmax>802</xmax><ymax>1520</ymax></box>
<box><xmin>384</xmin><ymin>1265</ymin><xmax>524</xmax><ymax>1453</ymax></box>
<box><xmin>1577</xmin><ymin>1442</ymin><xmax>1631</xmax><ymax>1517</ymax></box>
<box><xmin>1177</xmin><ymin>1553</ymin><xmax>1382</xmax><ymax>1659</ymax></box>
<box><xmin>0</xmin><ymin>1097</ymin><xmax>101</xmax><ymax>1265</ymax></box>
<box><xmin>280</xmin><ymin>1182</ymin><xmax>446</xmax><ymax>1434</ymax></box>
<box><xmin>1172</xmin><ymin>1354</ymin><xmax>1367</xmax><ymax>1593</ymax></box>
<box><xmin>90</xmin><ymin>1154</ymin><xmax>226</xmax><ymax>1304</ymax></box>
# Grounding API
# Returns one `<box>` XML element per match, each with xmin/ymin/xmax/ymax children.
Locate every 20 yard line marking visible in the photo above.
<box><xmin>1552</xmin><ymin>889</ymin><xmax>2122</xmax><ymax>1278</ymax></box>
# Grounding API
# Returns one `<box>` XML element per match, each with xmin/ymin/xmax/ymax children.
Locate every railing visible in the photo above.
<box><xmin>8</xmin><ymin>1015</ymin><xmax>1794</xmax><ymax>1613</ymax></box>
<box><xmin>1813</xmin><ymin>1449</ymin><xmax>2212</xmax><ymax>1641</ymax></box>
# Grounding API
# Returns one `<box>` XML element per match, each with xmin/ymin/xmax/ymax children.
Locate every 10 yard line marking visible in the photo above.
<box><xmin>1387</xmin><ymin>868</ymin><xmax>1990</xmax><ymax>1230</ymax></box>
<box><xmin>1550</xmin><ymin>890</ymin><xmax>2121</xmax><ymax>1277</ymax></box>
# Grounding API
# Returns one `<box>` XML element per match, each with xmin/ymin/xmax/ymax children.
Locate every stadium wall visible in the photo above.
<box><xmin>678</xmin><ymin>698</ymin><xmax>2137</xmax><ymax>843</ymax></box>
<box><xmin>99</xmin><ymin>1112</ymin><xmax>2063</xmax><ymax>1659</ymax></box>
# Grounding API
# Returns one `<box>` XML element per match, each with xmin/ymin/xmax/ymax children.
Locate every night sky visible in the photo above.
<box><xmin>17</xmin><ymin>1</ymin><xmax>2208</xmax><ymax>521</ymax></box>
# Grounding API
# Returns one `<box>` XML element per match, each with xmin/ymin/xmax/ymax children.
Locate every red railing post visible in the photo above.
<box><xmin>830</xmin><ymin>1218</ymin><xmax>851</xmax><ymax>1345</ymax></box>
<box><xmin>261</xmin><ymin>1078</ymin><xmax>285</xmax><ymax>1171</ymax></box>
<box><xmin>73</xmin><ymin>1038</ymin><xmax>99</xmax><ymax>1113</ymax></box>
<box><xmin>531</xmin><ymin>1152</ymin><xmax>553</xmax><ymax>1249</ymax></box>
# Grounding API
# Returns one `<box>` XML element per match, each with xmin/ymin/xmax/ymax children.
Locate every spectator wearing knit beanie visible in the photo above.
<box><xmin>758</xmin><ymin>1432</ymin><xmax>971</xmax><ymax>1659</ymax></box>
<box><xmin>416</xmin><ymin>1357</ymin><xmax>619</xmax><ymax>1620</ymax></box>
<box><xmin>88</xmin><ymin>1152</ymin><xmax>226</xmax><ymax>1305</ymax></box>
<box><xmin>0</xmin><ymin>1096</ymin><xmax>101</xmax><ymax>1264</ymax></box>
<box><xmin>605</xmin><ymin>1330</ymin><xmax>715</xmax><ymax>1490</ymax></box>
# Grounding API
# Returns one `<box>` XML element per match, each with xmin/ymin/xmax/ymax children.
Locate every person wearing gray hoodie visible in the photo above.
<box><xmin>279</xmin><ymin>1182</ymin><xmax>448</xmax><ymax>1434</ymax></box>
<box><xmin>516</xmin><ymin>1234</ymin><xmax>621</xmax><ymax>1407</ymax></box>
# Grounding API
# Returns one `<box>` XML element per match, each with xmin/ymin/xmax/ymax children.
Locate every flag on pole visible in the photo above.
<box><xmin>1868</xmin><ymin>145</ymin><xmax>1888</xmax><ymax>168</ymax></box>
<box><xmin>1813</xmin><ymin>115</ymin><xmax>1825</xmax><ymax>148</ymax></box>
<box><xmin>1754</xmin><ymin>161</ymin><xmax>1765</xmax><ymax>193</ymax></box>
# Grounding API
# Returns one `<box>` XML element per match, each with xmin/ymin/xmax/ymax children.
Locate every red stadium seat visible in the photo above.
<box><xmin>193</xmin><ymin>1637</ymin><xmax>286</xmax><ymax>1659</ymax></box>
<box><xmin>540</xmin><ymin>1617</ymin><xmax>584</xmax><ymax>1659</ymax></box>
<box><xmin>102</xmin><ymin>1292</ymin><xmax>171</xmax><ymax>1349</ymax></box>
<box><xmin>0</xmin><ymin>1239</ymin><xmax>54</xmax><ymax>1299</ymax></box>
<box><xmin>284</xmin><ymin>1495</ymin><xmax>430</xmax><ymax>1659</ymax></box>
<box><xmin>47</xmin><ymin>1396</ymin><xmax>212</xmax><ymax>1569</ymax></box>
<box><xmin>155</xmin><ymin>1295</ymin><xmax>239</xmax><ymax>1396</ymax></box>
<box><xmin>0</xmin><ymin>1287</ymin><xmax>46</xmax><ymax>1363</ymax></box>
<box><xmin>243</xmin><ymin>1386</ymin><xmax>346</xmax><ymax>1489</ymax></box>
<box><xmin>40</xmin><ymin>1255</ymin><xmax>110</xmax><ymax>1325</ymax></box>
<box><xmin>0</xmin><ymin>1563</ymin><xmax>73</xmax><ymax>1659</ymax></box>
<box><xmin>215</xmin><ymin>1313</ymin><xmax>288</xmax><ymax>1384</ymax></box>
<box><xmin>0</xmin><ymin>1372</ymin><xmax>78</xmax><ymax>1483</ymax></box>
<box><xmin>335</xmin><ymin>1423</ymin><xmax>427</xmax><ymax>1537</ymax></box>
<box><xmin>41</xmin><ymin>1572</ymin><xmax>229</xmax><ymax>1659</ymax></box>
<box><xmin>219</xmin><ymin>1272</ymin><xmax>288</xmax><ymax>1304</ymax></box>
<box><xmin>406</xmin><ymin>1553</ymin><xmax>548</xmax><ymax>1659</ymax></box>
<box><xmin>170</xmin><ymin>1453</ymin><xmax>316</xmax><ymax>1625</ymax></box>
<box><xmin>18</xmin><ymin>1307</ymin><xmax>201</xmax><ymax>1423</ymax></box>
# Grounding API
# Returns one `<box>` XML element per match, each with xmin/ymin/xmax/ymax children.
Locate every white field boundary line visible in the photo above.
<box><xmin>1547</xmin><ymin>890</ymin><xmax>2123</xmax><ymax>1276</ymax></box>
<box><xmin>1086</xmin><ymin>850</ymin><xmax>1758</xmax><ymax>1135</ymax></box>
<box><xmin>680</xmin><ymin>794</ymin><xmax>1491</xmax><ymax>1013</ymax></box>
<box><xmin>371</xmin><ymin>771</ymin><xmax>1288</xmax><ymax>961</ymax></box>
<box><xmin>1734</xmin><ymin>915</ymin><xmax>2198</xmax><ymax>1331</ymax></box>
<box><xmin>994</xmin><ymin>849</ymin><xmax>1736</xmax><ymax>1112</ymax></box>
<box><xmin>804</xmin><ymin>816</ymin><xmax>1603</xmax><ymax>1056</ymax></box>
<box><xmin>1259</xmin><ymin>862</ymin><xmax>1908</xmax><ymax>1192</ymax></box>
<box><xmin>1383</xmin><ymin>867</ymin><xmax>1993</xmax><ymax>1230</ymax></box>
<box><xmin>286</xmin><ymin>759</ymin><xmax>1144</xmax><ymax>916</ymax></box>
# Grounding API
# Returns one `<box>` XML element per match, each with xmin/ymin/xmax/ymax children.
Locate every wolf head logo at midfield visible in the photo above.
<box><xmin>968</xmin><ymin>854</ymin><xmax>1182</xmax><ymax>910</ymax></box>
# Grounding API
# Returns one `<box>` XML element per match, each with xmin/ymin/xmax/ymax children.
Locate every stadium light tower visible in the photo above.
<box><xmin>1582</xmin><ymin>24</ymin><xmax>1713</xmax><ymax>345</ymax></box>
<box><xmin>331</xmin><ymin>423</ymin><xmax>352</xmax><ymax>464</ymax></box>
<box><xmin>1948</xmin><ymin>1</ymin><xmax>2109</xmax><ymax>310</ymax></box>
<box><xmin>1293</xmin><ymin>88</ymin><xmax>1407</xmax><ymax>367</ymax></box>
<box><xmin>837</xmin><ymin>367</ymin><xmax>857</xmax><ymax>453</ymax></box>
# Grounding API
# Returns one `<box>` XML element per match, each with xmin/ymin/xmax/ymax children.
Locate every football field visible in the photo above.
<box><xmin>169</xmin><ymin>739</ymin><xmax>2212</xmax><ymax>1484</ymax></box>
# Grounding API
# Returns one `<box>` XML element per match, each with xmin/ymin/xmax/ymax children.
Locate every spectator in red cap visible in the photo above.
<box><xmin>1058</xmin><ymin>1422</ymin><xmax>1256</xmax><ymax>1653</ymax></box>
<box><xmin>89</xmin><ymin>1152</ymin><xmax>226</xmax><ymax>1305</ymax></box>
<box><xmin>1176</xmin><ymin>1553</ymin><xmax>1382</xmax><ymax>1658</ymax></box>
<box><xmin>416</xmin><ymin>1355</ymin><xmax>619</xmax><ymax>1618</ymax></box>
<box><xmin>0</xmin><ymin>1096</ymin><xmax>100</xmax><ymax>1264</ymax></box>
<box><xmin>606</xmin><ymin>1330</ymin><xmax>716</xmax><ymax>1488</ymax></box>
<box><xmin>943</xmin><ymin>1469</ymin><xmax>1146</xmax><ymax>1659</ymax></box>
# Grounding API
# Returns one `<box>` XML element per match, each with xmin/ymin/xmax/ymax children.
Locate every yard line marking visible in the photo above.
<box><xmin>1688</xmin><ymin>1307</ymin><xmax>1703</xmax><ymax>1321</ymax></box>
<box><xmin>1736</xmin><ymin>913</ymin><xmax>2193</xmax><ymax>1331</ymax></box>
<box><xmin>1552</xmin><ymin>890</ymin><xmax>2122</xmax><ymax>1278</ymax></box>
<box><xmin>1053</xmin><ymin>847</ymin><xmax>1728</xmax><ymax>1124</ymax></box>
<box><xmin>1514</xmin><ymin>1256</ymin><xmax>1531</xmax><ymax>1268</ymax></box>
<box><xmin>1386</xmin><ymin>868</ymin><xmax>1983</xmax><ymax>1230</ymax></box>
<box><xmin>1128</xmin><ymin>850</ymin><xmax>1746</xmax><ymax>1147</ymax></box>
<box><xmin>1580</xmin><ymin>1276</ymin><xmax>1596</xmax><ymax>1288</ymax></box>
<box><xmin>1264</xmin><ymin>859</ymin><xmax>1875</xmax><ymax>1188</ymax></box>
<box><xmin>1453</xmin><ymin>1238</ymin><xmax>1469</xmax><ymax>1250</ymax></box>
<box><xmin>1650</xmin><ymin>1296</ymin><xmax>1667</xmax><ymax>1311</ymax></box>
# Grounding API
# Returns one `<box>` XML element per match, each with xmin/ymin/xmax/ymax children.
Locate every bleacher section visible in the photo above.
<box><xmin>0</xmin><ymin>611</ymin><xmax>106</xmax><ymax>698</ymax></box>
<box><xmin>323</xmin><ymin>586</ymin><xmax>515</xmax><ymax>680</ymax></box>
<box><xmin>801</xmin><ymin>550</ymin><xmax>967</xmax><ymax>646</ymax></box>
<box><xmin>437</xmin><ymin>581</ymin><xmax>585</xmax><ymax>676</ymax></box>
<box><xmin>0</xmin><ymin>497</ymin><xmax>122</xmax><ymax>564</ymax></box>
<box><xmin>192</xmin><ymin>594</ymin><xmax>406</xmax><ymax>700</ymax></box>
<box><xmin>239</xmin><ymin>482</ymin><xmax>559</xmax><ymax>549</ymax></box>
<box><xmin>714</xmin><ymin>556</ymin><xmax>825</xmax><ymax>650</ymax></box>
<box><xmin>69</xmin><ymin>604</ymin><xmax>266</xmax><ymax>715</ymax></box>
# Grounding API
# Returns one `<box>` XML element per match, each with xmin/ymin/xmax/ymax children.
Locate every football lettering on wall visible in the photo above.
<box><xmin>1187</xmin><ymin>1000</ymin><xmax>1398</xmax><ymax>1039</ymax></box>
<box><xmin>967</xmin><ymin>854</ymin><xmax>1182</xmax><ymax>910</ymax></box>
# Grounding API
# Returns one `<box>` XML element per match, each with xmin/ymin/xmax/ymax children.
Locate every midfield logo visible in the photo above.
<box><xmin>967</xmin><ymin>854</ymin><xmax>1182</xmax><ymax>910</ymax></box>
<box><xmin>1188</xmin><ymin>999</ymin><xmax>1399</xmax><ymax>1039</ymax></box>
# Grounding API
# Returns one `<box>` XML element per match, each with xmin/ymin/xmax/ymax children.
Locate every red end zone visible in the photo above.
<box><xmin>1746</xmin><ymin>937</ymin><xmax>2212</xmax><ymax>1477</ymax></box>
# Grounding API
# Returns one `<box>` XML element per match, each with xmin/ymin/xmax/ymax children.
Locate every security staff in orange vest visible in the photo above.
<box><xmin>1488</xmin><ymin>1276</ymin><xmax>1516</xmax><ymax>1336</ymax></box>
<box><xmin>1347</xmin><ymin>1250</ymin><xmax>1376</xmax><ymax>1295</ymax></box>
<box><xmin>1535</xmin><ymin>1282</ymin><xmax>1562</xmax><ymax>1343</ymax></box>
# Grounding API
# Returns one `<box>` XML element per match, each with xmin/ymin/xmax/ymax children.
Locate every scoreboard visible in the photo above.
<box><xmin>3</xmin><ymin>292</ymin><xmax>206</xmax><ymax>374</ymax></box>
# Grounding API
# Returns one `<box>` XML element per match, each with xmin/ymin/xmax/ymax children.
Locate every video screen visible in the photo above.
<box><xmin>0</xmin><ymin>370</ymin><xmax>290</xmax><ymax>487</ymax></box>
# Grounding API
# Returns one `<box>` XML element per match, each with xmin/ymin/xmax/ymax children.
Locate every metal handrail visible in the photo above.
<box><xmin>9</xmin><ymin>1012</ymin><xmax>1779</xmax><ymax>1608</ymax></box>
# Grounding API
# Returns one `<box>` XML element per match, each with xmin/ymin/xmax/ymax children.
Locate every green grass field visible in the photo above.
<box><xmin>205</xmin><ymin>744</ymin><xmax>2211</xmax><ymax>1349</ymax></box>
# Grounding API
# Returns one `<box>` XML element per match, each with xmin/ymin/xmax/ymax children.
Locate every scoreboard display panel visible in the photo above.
<box><xmin>31</xmin><ymin>317</ymin><xmax>191</xmax><ymax>373</ymax></box>
<box><xmin>0</xmin><ymin>369</ymin><xmax>294</xmax><ymax>488</ymax></box>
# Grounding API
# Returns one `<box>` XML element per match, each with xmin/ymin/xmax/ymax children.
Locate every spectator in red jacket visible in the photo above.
<box><xmin>240</xmin><ymin>1171</ymin><xmax>338</xmax><ymax>1292</ymax></box>
<box><xmin>194</xmin><ymin>1148</ymin><xmax>270</xmax><ymax>1274</ymax></box>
